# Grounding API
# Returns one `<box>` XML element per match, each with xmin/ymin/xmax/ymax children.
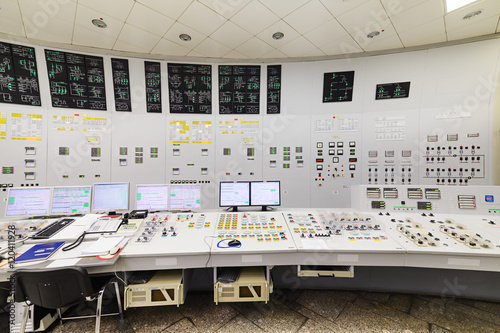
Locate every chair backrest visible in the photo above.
<box><xmin>15</xmin><ymin>267</ymin><xmax>96</xmax><ymax>309</ymax></box>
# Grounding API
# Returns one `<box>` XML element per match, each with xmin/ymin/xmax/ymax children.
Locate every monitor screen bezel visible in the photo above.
<box><xmin>51</xmin><ymin>185</ymin><xmax>92</xmax><ymax>215</ymax></box>
<box><xmin>135</xmin><ymin>184</ymin><xmax>169</xmax><ymax>211</ymax></box>
<box><xmin>91</xmin><ymin>182</ymin><xmax>130</xmax><ymax>213</ymax></box>
<box><xmin>219</xmin><ymin>181</ymin><xmax>251</xmax><ymax>208</ymax></box>
<box><xmin>169</xmin><ymin>184</ymin><xmax>201</xmax><ymax>210</ymax></box>
<box><xmin>250</xmin><ymin>181</ymin><xmax>281</xmax><ymax>207</ymax></box>
<box><xmin>5</xmin><ymin>187</ymin><xmax>52</xmax><ymax>217</ymax></box>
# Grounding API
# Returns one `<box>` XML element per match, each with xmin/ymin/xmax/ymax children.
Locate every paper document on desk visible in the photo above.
<box><xmin>86</xmin><ymin>217</ymin><xmax>122</xmax><ymax>233</ymax></box>
<box><xmin>81</xmin><ymin>236</ymin><xmax>125</xmax><ymax>256</ymax></box>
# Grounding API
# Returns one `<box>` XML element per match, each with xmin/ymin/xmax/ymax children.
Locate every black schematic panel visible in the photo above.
<box><xmin>111</xmin><ymin>58</ymin><xmax>131</xmax><ymax>112</ymax></box>
<box><xmin>322</xmin><ymin>71</ymin><xmax>354</xmax><ymax>103</ymax></box>
<box><xmin>0</xmin><ymin>42</ymin><xmax>41</xmax><ymax>106</ymax></box>
<box><xmin>219</xmin><ymin>65</ymin><xmax>260</xmax><ymax>114</ymax></box>
<box><xmin>45</xmin><ymin>49</ymin><xmax>106</xmax><ymax>110</ymax></box>
<box><xmin>168</xmin><ymin>63</ymin><xmax>211</xmax><ymax>114</ymax></box>
<box><xmin>145</xmin><ymin>61</ymin><xmax>162</xmax><ymax>113</ymax></box>
<box><xmin>375</xmin><ymin>81</ymin><xmax>410</xmax><ymax>100</ymax></box>
<box><xmin>267</xmin><ymin>65</ymin><xmax>281</xmax><ymax>114</ymax></box>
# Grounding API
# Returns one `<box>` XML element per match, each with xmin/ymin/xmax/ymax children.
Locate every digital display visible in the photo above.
<box><xmin>6</xmin><ymin>188</ymin><xmax>51</xmax><ymax>217</ymax></box>
<box><xmin>250</xmin><ymin>181</ymin><xmax>280</xmax><ymax>206</ymax></box>
<box><xmin>376</xmin><ymin>81</ymin><xmax>410</xmax><ymax>100</ymax></box>
<box><xmin>145</xmin><ymin>61</ymin><xmax>162</xmax><ymax>113</ymax></box>
<box><xmin>485</xmin><ymin>195</ymin><xmax>494</xmax><ymax>203</ymax></box>
<box><xmin>170</xmin><ymin>185</ymin><xmax>201</xmax><ymax>210</ymax></box>
<box><xmin>417</xmin><ymin>201</ymin><xmax>432</xmax><ymax>210</ymax></box>
<box><xmin>267</xmin><ymin>65</ymin><xmax>281</xmax><ymax>114</ymax></box>
<box><xmin>220</xmin><ymin>182</ymin><xmax>250</xmax><ymax>207</ymax></box>
<box><xmin>92</xmin><ymin>183</ymin><xmax>129</xmax><ymax>212</ymax></box>
<box><xmin>136</xmin><ymin>184</ymin><xmax>169</xmax><ymax>210</ymax></box>
<box><xmin>51</xmin><ymin>186</ymin><xmax>91</xmax><ymax>214</ymax></box>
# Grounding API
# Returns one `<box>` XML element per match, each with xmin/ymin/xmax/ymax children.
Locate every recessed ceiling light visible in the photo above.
<box><xmin>91</xmin><ymin>18</ymin><xmax>107</xmax><ymax>28</ymax></box>
<box><xmin>179</xmin><ymin>34</ymin><xmax>192</xmax><ymax>42</ymax></box>
<box><xmin>272</xmin><ymin>32</ymin><xmax>284</xmax><ymax>40</ymax></box>
<box><xmin>445</xmin><ymin>0</ymin><xmax>480</xmax><ymax>13</ymax></box>
<box><xmin>463</xmin><ymin>10</ymin><xmax>482</xmax><ymax>20</ymax></box>
<box><xmin>367</xmin><ymin>31</ymin><xmax>380</xmax><ymax>39</ymax></box>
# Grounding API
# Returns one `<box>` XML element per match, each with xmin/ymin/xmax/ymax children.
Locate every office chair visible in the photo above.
<box><xmin>15</xmin><ymin>267</ymin><xmax>123</xmax><ymax>333</ymax></box>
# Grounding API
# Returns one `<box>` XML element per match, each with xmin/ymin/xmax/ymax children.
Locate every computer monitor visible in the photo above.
<box><xmin>6</xmin><ymin>187</ymin><xmax>52</xmax><ymax>217</ymax></box>
<box><xmin>136</xmin><ymin>184</ymin><xmax>169</xmax><ymax>211</ymax></box>
<box><xmin>92</xmin><ymin>183</ymin><xmax>129</xmax><ymax>213</ymax></box>
<box><xmin>170</xmin><ymin>185</ymin><xmax>201</xmax><ymax>210</ymax></box>
<box><xmin>51</xmin><ymin>186</ymin><xmax>92</xmax><ymax>214</ymax></box>
<box><xmin>219</xmin><ymin>182</ymin><xmax>250</xmax><ymax>211</ymax></box>
<box><xmin>250</xmin><ymin>181</ymin><xmax>281</xmax><ymax>210</ymax></box>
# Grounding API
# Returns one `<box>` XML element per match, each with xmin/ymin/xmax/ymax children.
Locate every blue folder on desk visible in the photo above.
<box><xmin>15</xmin><ymin>242</ymin><xmax>65</xmax><ymax>264</ymax></box>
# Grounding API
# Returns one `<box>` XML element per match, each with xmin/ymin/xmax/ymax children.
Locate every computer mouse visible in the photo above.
<box><xmin>228</xmin><ymin>239</ymin><xmax>241</xmax><ymax>247</ymax></box>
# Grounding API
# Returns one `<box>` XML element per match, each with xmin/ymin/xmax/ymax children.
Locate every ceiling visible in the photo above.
<box><xmin>0</xmin><ymin>0</ymin><xmax>499</xmax><ymax>60</ymax></box>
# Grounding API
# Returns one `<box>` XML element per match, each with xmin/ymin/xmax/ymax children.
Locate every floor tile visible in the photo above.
<box><xmin>179</xmin><ymin>292</ymin><xmax>238</xmax><ymax>332</ymax></box>
<box><xmin>295</xmin><ymin>290</ymin><xmax>357</xmax><ymax>321</ymax></box>
<box><xmin>296</xmin><ymin>318</ymin><xmax>336</xmax><ymax>333</ymax></box>
<box><xmin>126</xmin><ymin>306</ymin><xmax>184</xmax><ymax>332</ymax></box>
<box><xmin>163</xmin><ymin>318</ymin><xmax>198</xmax><ymax>332</ymax></box>
<box><xmin>429</xmin><ymin>324</ymin><xmax>454</xmax><ymax>333</ymax></box>
<box><xmin>231</xmin><ymin>300</ymin><xmax>307</xmax><ymax>332</ymax></box>
<box><xmin>473</xmin><ymin>300</ymin><xmax>500</xmax><ymax>317</ymax></box>
<box><xmin>217</xmin><ymin>314</ymin><xmax>265</xmax><ymax>333</ymax></box>
<box><xmin>354</xmin><ymin>297</ymin><xmax>429</xmax><ymax>332</ymax></box>
<box><xmin>360</xmin><ymin>291</ymin><xmax>392</xmax><ymax>304</ymax></box>
<box><xmin>409</xmin><ymin>297</ymin><xmax>500</xmax><ymax>333</ymax></box>
<box><xmin>332</xmin><ymin>301</ymin><xmax>404</xmax><ymax>332</ymax></box>
<box><xmin>385</xmin><ymin>293</ymin><xmax>413</xmax><ymax>314</ymax></box>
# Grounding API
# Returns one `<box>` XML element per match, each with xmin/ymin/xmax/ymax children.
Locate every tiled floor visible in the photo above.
<box><xmin>3</xmin><ymin>289</ymin><xmax>500</xmax><ymax>332</ymax></box>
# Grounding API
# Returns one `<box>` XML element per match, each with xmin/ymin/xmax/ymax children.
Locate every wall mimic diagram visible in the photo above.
<box><xmin>322</xmin><ymin>71</ymin><xmax>354</xmax><ymax>103</ymax></box>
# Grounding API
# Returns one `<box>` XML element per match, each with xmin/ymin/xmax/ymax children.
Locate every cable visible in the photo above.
<box><xmin>203</xmin><ymin>235</ymin><xmax>216</xmax><ymax>268</ymax></box>
<box><xmin>62</xmin><ymin>232</ymin><xmax>87</xmax><ymax>251</ymax></box>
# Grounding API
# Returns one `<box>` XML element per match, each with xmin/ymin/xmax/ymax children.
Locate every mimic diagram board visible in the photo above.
<box><xmin>111</xmin><ymin>58</ymin><xmax>131</xmax><ymax>111</ymax></box>
<box><xmin>322</xmin><ymin>71</ymin><xmax>354</xmax><ymax>103</ymax></box>
<box><xmin>210</xmin><ymin>212</ymin><xmax>296</xmax><ymax>266</ymax></box>
<box><xmin>45</xmin><ymin>49</ymin><xmax>106</xmax><ymax>110</ymax></box>
<box><xmin>0</xmin><ymin>42</ymin><xmax>41</xmax><ymax>106</ymax></box>
<box><xmin>167</xmin><ymin>63</ymin><xmax>212</xmax><ymax>114</ymax></box>
<box><xmin>219</xmin><ymin>65</ymin><xmax>260</xmax><ymax>114</ymax></box>
<box><xmin>375</xmin><ymin>82</ymin><xmax>410</xmax><ymax>100</ymax></box>
<box><xmin>144</xmin><ymin>61</ymin><xmax>162</xmax><ymax>113</ymax></box>
<box><xmin>267</xmin><ymin>65</ymin><xmax>281</xmax><ymax>114</ymax></box>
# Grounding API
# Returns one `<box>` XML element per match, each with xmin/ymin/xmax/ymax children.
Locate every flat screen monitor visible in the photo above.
<box><xmin>51</xmin><ymin>186</ymin><xmax>92</xmax><ymax>214</ymax></box>
<box><xmin>6</xmin><ymin>187</ymin><xmax>52</xmax><ymax>217</ymax></box>
<box><xmin>136</xmin><ymin>184</ymin><xmax>169</xmax><ymax>211</ymax></box>
<box><xmin>219</xmin><ymin>182</ymin><xmax>250</xmax><ymax>210</ymax></box>
<box><xmin>250</xmin><ymin>181</ymin><xmax>281</xmax><ymax>209</ymax></box>
<box><xmin>92</xmin><ymin>183</ymin><xmax>129</xmax><ymax>212</ymax></box>
<box><xmin>170</xmin><ymin>185</ymin><xmax>200</xmax><ymax>210</ymax></box>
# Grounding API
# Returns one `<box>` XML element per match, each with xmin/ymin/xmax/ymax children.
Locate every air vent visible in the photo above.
<box><xmin>458</xmin><ymin>195</ymin><xmax>476</xmax><ymax>209</ymax></box>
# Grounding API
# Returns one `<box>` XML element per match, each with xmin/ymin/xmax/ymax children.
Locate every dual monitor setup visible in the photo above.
<box><xmin>5</xmin><ymin>183</ymin><xmax>201</xmax><ymax>217</ymax></box>
<box><xmin>220</xmin><ymin>181</ymin><xmax>281</xmax><ymax>211</ymax></box>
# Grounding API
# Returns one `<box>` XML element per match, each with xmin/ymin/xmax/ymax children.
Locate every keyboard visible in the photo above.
<box><xmin>31</xmin><ymin>218</ymin><xmax>75</xmax><ymax>239</ymax></box>
<box><xmin>218</xmin><ymin>267</ymin><xmax>240</xmax><ymax>283</ymax></box>
<box><xmin>128</xmin><ymin>271</ymin><xmax>156</xmax><ymax>284</ymax></box>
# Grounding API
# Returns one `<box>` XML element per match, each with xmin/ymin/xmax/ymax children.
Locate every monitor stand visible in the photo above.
<box><xmin>230</xmin><ymin>206</ymin><xmax>238</xmax><ymax>212</ymax></box>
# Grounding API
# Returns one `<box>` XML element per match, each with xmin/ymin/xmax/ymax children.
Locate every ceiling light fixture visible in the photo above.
<box><xmin>367</xmin><ymin>31</ymin><xmax>380</xmax><ymax>39</ymax></box>
<box><xmin>179</xmin><ymin>34</ymin><xmax>192</xmax><ymax>42</ymax></box>
<box><xmin>445</xmin><ymin>0</ymin><xmax>479</xmax><ymax>13</ymax></box>
<box><xmin>463</xmin><ymin>10</ymin><xmax>482</xmax><ymax>20</ymax></box>
<box><xmin>272</xmin><ymin>32</ymin><xmax>284</xmax><ymax>40</ymax></box>
<box><xmin>91</xmin><ymin>18</ymin><xmax>107</xmax><ymax>28</ymax></box>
